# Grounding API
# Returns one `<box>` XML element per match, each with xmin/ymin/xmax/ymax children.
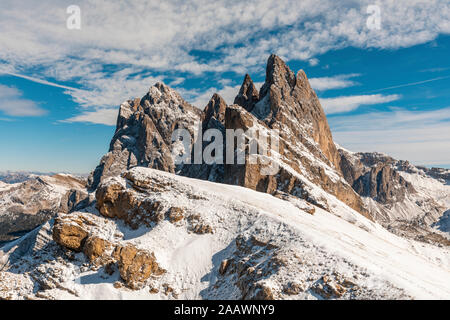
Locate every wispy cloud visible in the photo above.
<box><xmin>2</xmin><ymin>72</ymin><xmax>80</xmax><ymax>91</ymax></box>
<box><xmin>186</xmin><ymin>82</ymin><xmax>264</xmax><ymax>109</ymax></box>
<box><xmin>365</xmin><ymin>76</ymin><xmax>450</xmax><ymax>93</ymax></box>
<box><xmin>330</xmin><ymin>107</ymin><xmax>450</xmax><ymax>166</ymax></box>
<box><xmin>0</xmin><ymin>84</ymin><xmax>47</xmax><ymax>116</ymax></box>
<box><xmin>0</xmin><ymin>0</ymin><xmax>449</xmax><ymax>120</ymax></box>
<box><xmin>320</xmin><ymin>94</ymin><xmax>400</xmax><ymax>114</ymax></box>
<box><xmin>309</xmin><ymin>74</ymin><xmax>360</xmax><ymax>91</ymax></box>
<box><xmin>63</xmin><ymin>108</ymin><xmax>118</xmax><ymax>126</ymax></box>
<box><xmin>308</xmin><ymin>58</ymin><xmax>319</xmax><ymax>66</ymax></box>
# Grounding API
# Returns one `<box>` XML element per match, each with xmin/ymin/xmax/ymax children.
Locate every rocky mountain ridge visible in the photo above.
<box><xmin>0</xmin><ymin>174</ymin><xmax>90</xmax><ymax>244</ymax></box>
<box><xmin>89</xmin><ymin>54</ymin><xmax>369</xmax><ymax>219</ymax></box>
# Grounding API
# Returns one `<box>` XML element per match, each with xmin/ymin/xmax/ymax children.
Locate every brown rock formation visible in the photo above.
<box><xmin>88</xmin><ymin>55</ymin><xmax>369</xmax><ymax>218</ymax></box>
<box><xmin>234</xmin><ymin>74</ymin><xmax>259</xmax><ymax>112</ymax></box>
<box><xmin>225</xmin><ymin>55</ymin><xmax>369</xmax><ymax>217</ymax></box>
<box><xmin>52</xmin><ymin>211</ymin><xmax>165</xmax><ymax>289</ymax></box>
<box><xmin>202</xmin><ymin>93</ymin><xmax>227</xmax><ymax>127</ymax></box>
<box><xmin>83</xmin><ymin>236</ymin><xmax>111</xmax><ymax>263</ymax></box>
<box><xmin>88</xmin><ymin>83</ymin><xmax>201</xmax><ymax>190</ymax></box>
<box><xmin>52</xmin><ymin>219</ymin><xmax>89</xmax><ymax>251</ymax></box>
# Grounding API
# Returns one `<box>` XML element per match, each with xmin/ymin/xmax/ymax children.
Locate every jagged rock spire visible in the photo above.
<box><xmin>259</xmin><ymin>54</ymin><xmax>296</xmax><ymax>99</ymax></box>
<box><xmin>250</xmin><ymin>54</ymin><xmax>341</xmax><ymax>171</ymax></box>
<box><xmin>234</xmin><ymin>74</ymin><xmax>259</xmax><ymax>112</ymax></box>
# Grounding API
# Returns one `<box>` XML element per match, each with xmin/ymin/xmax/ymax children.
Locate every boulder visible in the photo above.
<box><xmin>112</xmin><ymin>245</ymin><xmax>165</xmax><ymax>289</ymax></box>
<box><xmin>83</xmin><ymin>236</ymin><xmax>111</xmax><ymax>263</ymax></box>
<box><xmin>52</xmin><ymin>220</ymin><xmax>88</xmax><ymax>252</ymax></box>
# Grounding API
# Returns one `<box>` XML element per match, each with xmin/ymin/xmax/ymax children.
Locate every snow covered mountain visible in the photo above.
<box><xmin>1</xmin><ymin>167</ymin><xmax>449</xmax><ymax>300</ymax></box>
<box><xmin>0</xmin><ymin>171</ymin><xmax>48</xmax><ymax>184</ymax></box>
<box><xmin>0</xmin><ymin>55</ymin><xmax>449</xmax><ymax>300</ymax></box>
<box><xmin>339</xmin><ymin>148</ymin><xmax>450</xmax><ymax>245</ymax></box>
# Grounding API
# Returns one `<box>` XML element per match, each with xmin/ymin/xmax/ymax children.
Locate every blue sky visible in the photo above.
<box><xmin>0</xmin><ymin>0</ymin><xmax>449</xmax><ymax>173</ymax></box>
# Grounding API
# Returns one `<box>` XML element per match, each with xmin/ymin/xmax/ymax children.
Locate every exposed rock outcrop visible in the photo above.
<box><xmin>249</xmin><ymin>54</ymin><xmax>341</xmax><ymax>171</ymax></box>
<box><xmin>0</xmin><ymin>167</ymin><xmax>442</xmax><ymax>300</ymax></box>
<box><xmin>95</xmin><ymin>177</ymin><xmax>166</xmax><ymax>229</ymax></box>
<box><xmin>180</xmin><ymin>93</ymin><xmax>227</xmax><ymax>182</ymax></box>
<box><xmin>83</xmin><ymin>236</ymin><xmax>111</xmax><ymax>263</ymax></box>
<box><xmin>113</xmin><ymin>245</ymin><xmax>165</xmax><ymax>289</ymax></box>
<box><xmin>52</xmin><ymin>211</ymin><xmax>165</xmax><ymax>289</ymax></box>
<box><xmin>87</xmin><ymin>55</ymin><xmax>368</xmax><ymax>219</ymax></box>
<box><xmin>52</xmin><ymin>218</ymin><xmax>89</xmax><ymax>251</ymax></box>
<box><xmin>337</xmin><ymin>147</ymin><xmax>450</xmax><ymax>245</ymax></box>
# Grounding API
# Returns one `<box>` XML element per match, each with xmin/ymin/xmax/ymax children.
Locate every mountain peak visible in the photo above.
<box><xmin>234</xmin><ymin>74</ymin><xmax>259</xmax><ymax>112</ymax></box>
<box><xmin>147</xmin><ymin>82</ymin><xmax>184</xmax><ymax>104</ymax></box>
<box><xmin>260</xmin><ymin>54</ymin><xmax>296</xmax><ymax>98</ymax></box>
<box><xmin>203</xmin><ymin>93</ymin><xmax>227</xmax><ymax>125</ymax></box>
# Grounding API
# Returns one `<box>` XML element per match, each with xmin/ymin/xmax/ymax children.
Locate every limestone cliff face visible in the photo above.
<box><xmin>248</xmin><ymin>55</ymin><xmax>341</xmax><ymax>171</ymax></box>
<box><xmin>228</xmin><ymin>55</ymin><xmax>368</xmax><ymax>217</ymax></box>
<box><xmin>88</xmin><ymin>83</ymin><xmax>202</xmax><ymax>190</ymax></box>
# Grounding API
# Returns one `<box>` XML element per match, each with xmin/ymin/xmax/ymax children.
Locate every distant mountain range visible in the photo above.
<box><xmin>0</xmin><ymin>171</ymin><xmax>89</xmax><ymax>184</ymax></box>
<box><xmin>0</xmin><ymin>171</ymin><xmax>50</xmax><ymax>184</ymax></box>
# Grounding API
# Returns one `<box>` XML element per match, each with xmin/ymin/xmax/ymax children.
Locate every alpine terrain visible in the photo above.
<box><xmin>0</xmin><ymin>55</ymin><xmax>449</xmax><ymax>300</ymax></box>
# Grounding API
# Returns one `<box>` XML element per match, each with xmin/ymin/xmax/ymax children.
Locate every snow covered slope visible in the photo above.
<box><xmin>1</xmin><ymin>167</ymin><xmax>448</xmax><ymax>300</ymax></box>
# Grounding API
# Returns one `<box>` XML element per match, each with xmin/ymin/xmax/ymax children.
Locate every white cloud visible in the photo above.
<box><xmin>1</xmin><ymin>72</ymin><xmax>79</xmax><ymax>91</ymax></box>
<box><xmin>0</xmin><ymin>85</ymin><xmax>47</xmax><ymax>116</ymax></box>
<box><xmin>308</xmin><ymin>58</ymin><xmax>319</xmax><ymax>66</ymax></box>
<box><xmin>320</xmin><ymin>94</ymin><xmax>400</xmax><ymax>114</ymax></box>
<box><xmin>63</xmin><ymin>108</ymin><xmax>118</xmax><ymax>126</ymax></box>
<box><xmin>330</xmin><ymin>107</ymin><xmax>450</xmax><ymax>166</ymax></box>
<box><xmin>309</xmin><ymin>74</ymin><xmax>360</xmax><ymax>91</ymax></box>
<box><xmin>188</xmin><ymin>85</ymin><xmax>242</xmax><ymax>109</ymax></box>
